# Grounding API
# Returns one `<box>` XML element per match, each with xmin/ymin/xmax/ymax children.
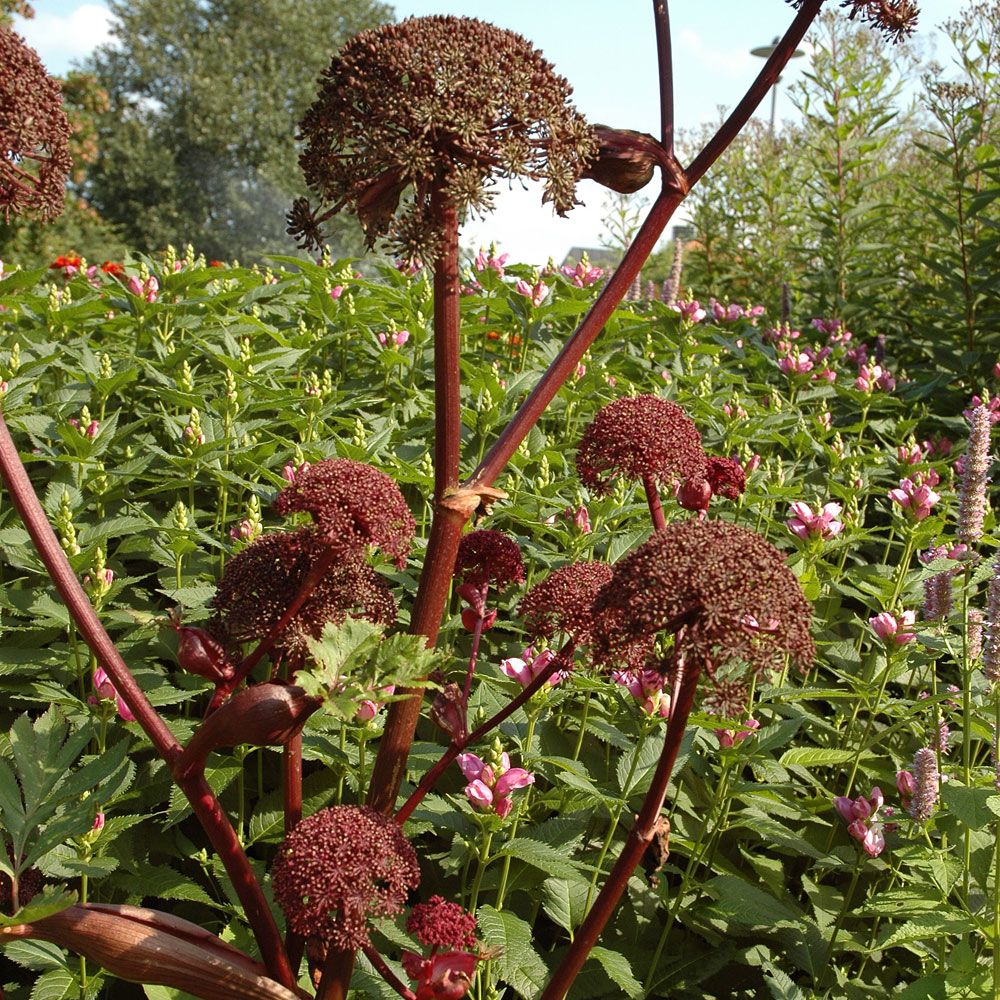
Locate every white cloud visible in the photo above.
<box><xmin>16</xmin><ymin>4</ymin><xmax>113</xmax><ymax>73</ymax></box>
<box><xmin>676</xmin><ymin>27</ymin><xmax>759</xmax><ymax>80</ymax></box>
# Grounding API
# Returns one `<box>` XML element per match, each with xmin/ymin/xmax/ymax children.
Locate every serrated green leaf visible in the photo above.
<box><xmin>778</xmin><ymin>747</ymin><xmax>856</xmax><ymax>767</ymax></box>
<box><xmin>0</xmin><ymin>939</ymin><xmax>69</xmax><ymax>972</ymax></box>
<box><xmin>704</xmin><ymin>874</ymin><xmax>800</xmax><ymax>926</ymax></box>
<box><xmin>0</xmin><ymin>886</ymin><xmax>77</xmax><ymax>928</ymax></box>
<box><xmin>588</xmin><ymin>947</ymin><xmax>642</xmax><ymax>998</ymax></box>
<box><xmin>497</xmin><ymin>838</ymin><xmax>584</xmax><ymax>880</ymax></box>
<box><xmin>941</xmin><ymin>784</ymin><xmax>1000</xmax><ymax>830</ymax></box>
<box><xmin>541</xmin><ymin>876</ymin><xmax>590</xmax><ymax>933</ymax></box>
<box><xmin>476</xmin><ymin>905</ymin><xmax>549</xmax><ymax>998</ymax></box>
<box><xmin>30</xmin><ymin>968</ymin><xmax>77</xmax><ymax>1000</ymax></box>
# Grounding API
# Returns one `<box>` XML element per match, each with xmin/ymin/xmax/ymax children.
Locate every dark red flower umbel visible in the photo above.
<box><xmin>210</xmin><ymin>529</ymin><xmax>396</xmax><ymax>662</ymax></box>
<box><xmin>518</xmin><ymin>561</ymin><xmax>613</xmax><ymax>652</ymax></box>
<box><xmin>706</xmin><ymin>456</ymin><xmax>747</xmax><ymax>501</ymax></box>
<box><xmin>787</xmin><ymin>0</ymin><xmax>919</xmax><ymax>43</ymax></box>
<box><xmin>273</xmin><ymin>458</ymin><xmax>415</xmax><ymax>569</ymax></box>
<box><xmin>454</xmin><ymin>530</ymin><xmax>525</xmax><ymax>591</ymax></box>
<box><xmin>271</xmin><ymin>805</ymin><xmax>419</xmax><ymax>952</ymax></box>
<box><xmin>576</xmin><ymin>394</ymin><xmax>706</xmax><ymax>495</ymax></box>
<box><xmin>408</xmin><ymin>896</ymin><xmax>478</xmax><ymax>952</ymax></box>
<box><xmin>403</xmin><ymin>897</ymin><xmax>481</xmax><ymax>1000</ymax></box>
<box><xmin>0</xmin><ymin>25</ymin><xmax>72</xmax><ymax>221</ymax></box>
<box><xmin>592</xmin><ymin>520</ymin><xmax>814</xmax><ymax>684</ymax></box>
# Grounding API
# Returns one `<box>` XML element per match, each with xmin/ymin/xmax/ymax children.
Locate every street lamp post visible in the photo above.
<box><xmin>751</xmin><ymin>36</ymin><xmax>806</xmax><ymax>135</ymax></box>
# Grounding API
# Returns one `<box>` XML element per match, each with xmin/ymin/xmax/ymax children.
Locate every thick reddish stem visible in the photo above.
<box><xmin>0</xmin><ymin>414</ymin><xmax>295</xmax><ymax>989</ymax></box>
<box><xmin>316</xmin><ymin>947</ymin><xmax>356</xmax><ymax>1000</ymax></box>
<box><xmin>361</xmin><ymin>942</ymin><xmax>416</xmax><ymax>1000</ymax></box>
<box><xmin>642</xmin><ymin>473</ymin><xmax>666</xmax><ymax>532</ymax></box>
<box><xmin>394</xmin><ymin>643</ymin><xmax>570</xmax><ymax>826</ymax></box>
<box><xmin>432</xmin><ymin>188</ymin><xmax>462</xmax><ymax>503</ymax></box>
<box><xmin>283</xmin><ymin>733</ymin><xmax>303</xmax><ymax>834</ymax></box>
<box><xmin>653</xmin><ymin>0</ymin><xmax>674</xmax><ymax>151</ymax></box>
<box><xmin>539</xmin><ymin>657</ymin><xmax>702</xmax><ymax>1000</ymax></box>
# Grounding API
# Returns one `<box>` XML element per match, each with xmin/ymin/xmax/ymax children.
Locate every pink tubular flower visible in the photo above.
<box><xmin>564</xmin><ymin>504</ymin><xmax>591</xmax><ymax>533</ymax></box>
<box><xmin>500</xmin><ymin>648</ymin><xmax>560</xmax><ymax>688</ymax></box>
<box><xmin>670</xmin><ymin>298</ymin><xmax>706</xmax><ymax>323</ymax></box>
<box><xmin>833</xmin><ymin>786</ymin><xmax>886</xmax><ymax>857</ymax></box>
<box><xmin>561</xmin><ymin>259</ymin><xmax>603</xmax><ymax>287</ymax></box>
<box><xmin>869</xmin><ymin>610</ymin><xmax>916</xmax><ymax>645</ymax></box>
<box><xmin>475</xmin><ymin>247</ymin><xmax>509</xmax><ymax>278</ymax></box>
<box><xmin>786</xmin><ymin>501</ymin><xmax>843</xmax><ymax>541</ymax></box>
<box><xmin>456</xmin><ymin>752</ymin><xmax>533</xmax><ymax>818</ymax></box>
<box><xmin>126</xmin><ymin>275</ymin><xmax>159</xmax><ymax>303</ymax></box>
<box><xmin>897</xmin><ymin>442</ymin><xmax>925</xmax><ymax>466</ymax></box>
<box><xmin>92</xmin><ymin>666</ymin><xmax>135</xmax><ymax>721</ymax></box>
<box><xmin>330</xmin><ymin>284</ymin><xmax>345</xmax><ymax>300</ymax></box>
<box><xmin>854</xmin><ymin>363</ymin><xmax>895</xmax><ymax>392</ymax></box>
<box><xmin>715</xmin><ymin>717</ymin><xmax>759</xmax><ymax>749</ymax></box>
<box><xmin>355</xmin><ymin>684</ymin><xmax>395</xmax><ymax>723</ymax></box>
<box><xmin>515</xmin><ymin>279</ymin><xmax>549</xmax><ymax>307</ymax></box>
<box><xmin>402</xmin><ymin>949</ymin><xmax>479</xmax><ymax>1000</ymax></box>
<box><xmin>613</xmin><ymin>668</ymin><xmax>671</xmax><ymax>719</ymax></box>
<box><xmin>777</xmin><ymin>352</ymin><xmax>813</xmax><ymax>376</ymax></box>
<box><xmin>889</xmin><ymin>477</ymin><xmax>940</xmax><ymax>520</ymax></box>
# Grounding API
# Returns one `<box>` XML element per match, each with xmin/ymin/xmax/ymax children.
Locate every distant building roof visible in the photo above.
<box><xmin>559</xmin><ymin>246</ymin><xmax>620</xmax><ymax>271</ymax></box>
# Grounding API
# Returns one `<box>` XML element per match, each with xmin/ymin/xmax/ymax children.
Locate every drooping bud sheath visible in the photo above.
<box><xmin>0</xmin><ymin>904</ymin><xmax>306</xmax><ymax>1000</ymax></box>
<box><xmin>173</xmin><ymin>625</ymin><xmax>234</xmax><ymax>684</ymax></box>
<box><xmin>176</xmin><ymin>684</ymin><xmax>321</xmax><ymax>780</ymax></box>
<box><xmin>676</xmin><ymin>477</ymin><xmax>712</xmax><ymax>512</ymax></box>
<box><xmin>581</xmin><ymin>126</ymin><xmax>660</xmax><ymax>194</ymax></box>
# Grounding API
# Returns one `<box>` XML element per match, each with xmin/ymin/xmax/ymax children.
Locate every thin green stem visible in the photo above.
<box><xmin>469</xmin><ymin>828</ymin><xmax>494</xmax><ymax>914</ymax></box>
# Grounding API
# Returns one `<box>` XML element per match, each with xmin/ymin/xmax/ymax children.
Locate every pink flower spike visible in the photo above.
<box><xmin>834</xmin><ymin>796</ymin><xmax>856</xmax><ymax>823</ymax></box>
<box><xmin>494</xmin><ymin>768</ymin><xmax>534</xmax><ymax>797</ymax></box>
<box><xmin>456</xmin><ymin>754</ymin><xmax>486</xmax><ymax>783</ymax></box>
<box><xmin>861</xmin><ymin>824</ymin><xmax>885</xmax><ymax>857</ymax></box>
<box><xmin>330</xmin><ymin>285</ymin><xmax>345</xmax><ymax>300</ymax></box>
<box><xmin>869</xmin><ymin>611</ymin><xmax>916</xmax><ymax>645</ymax></box>
<box><xmin>394</xmin><ymin>330</ymin><xmax>410</xmax><ymax>346</ymax></box>
<box><xmin>465</xmin><ymin>780</ymin><xmax>493</xmax><ymax>811</ymax></box>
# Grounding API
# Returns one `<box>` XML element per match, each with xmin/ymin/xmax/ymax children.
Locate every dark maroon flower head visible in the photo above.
<box><xmin>705</xmin><ymin>456</ymin><xmax>747</xmax><ymax>501</ymax></box>
<box><xmin>454</xmin><ymin>530</ymin><xmax>525</xmax><ymax>591</ymax></box>
<box><xmin>0</xmin><ymin>25</ymin><xmax>72</xmax><ymax>221</ymax></box>
<box><xmin>518</xmin><ymin>561</ymin><xmax>615</xmax><ymax>652</ymax></box>
<box><xmin>273</xmin><ymin>458</ymin><xmax>415</xmax><ymax>569</ymax></box>
<box><xmin>786</xmin><ymin>0</ymin><xmax>918</xmax><ymax>43</ymax></box>
<box><xmin>576</xmin><ymin>395</ymin><xmax>706</xmax><ymax>495</ymax></box>
<box><xmin>408</xmin><ymin>896</ymin><xmax>478</xmax><ymax>951</ymax></box>
<box><xmin>0</xmin><ymin>847</ymin><xmax>43</xmax><ymax>915</ymax></box>
<box><xmin>210</xmin><ymin>529</ymin><xmax>396</xmax><ymax>662</ymax></box>
<box><xmin>592</xmin><ymin>520</ymin><xmax>814</xmax><ymax>682</ymax></box>
<box><xmin>271</xmin><ymin>805</ymin><xmax>419</xmax><ymax>951</ymax></box>
<box><xmin>293</xmin><ymin>15</ymin><xmax>595</xmax><ymax>260</ymax></box>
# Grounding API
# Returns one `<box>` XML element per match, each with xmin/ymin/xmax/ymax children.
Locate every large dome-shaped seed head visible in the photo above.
<box><xmin>576</xmin><ymin>395</ymin><xmax>706</xmax><ymax>495</ymax></box>
<box><xmin>271</xmin><ymin>805</ymin><xmax>419</xmax><ymax>951</ymax></box>
<box><xmin>455</xmin><ymin>529</ymin><xmax>525</xmax><ymax>591</ymax></box>
<box><xmin>592</xmin><ymin>519</ymin><xmax>814</xmax><ymax>680</ymax></box>
<box><xmin>0</xmin><ymin>25</ymin><xmax>72</xmax><ymax>221</ymax></box>
<box><xmin>290</xmin><ymin>16</ymin><xmax>596</xmax><ymax>259</ymax></box>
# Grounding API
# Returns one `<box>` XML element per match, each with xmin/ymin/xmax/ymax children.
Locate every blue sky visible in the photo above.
<box><xmin>17</xmin><ymin>0</ymin><xmax>966</xmax><ymax>263</ymax></box>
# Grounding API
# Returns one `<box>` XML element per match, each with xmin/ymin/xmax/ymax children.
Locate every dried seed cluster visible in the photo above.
<box><xmin>454</xmin><ymin>529</ymin><xmax>525</xmax><ymax>590</ymax></box>
<box><xmin>576</xmin><ymin>395</ymin><xmax>706</xmax><ymax>495</ymax></box>
<box><xmin>290</xmin><ymin>15</ymin><xmax>596</xmax><ymax>260</ymax></box>
<box><xmin>593</xmin><ymin>520</ymin><xmax>814</xmax><ymax>681</ymax></box>
<box><xmin>518</xmin><ymin>561</ymin><xmax>614</xmax><ymax>651</ymax></box>
<box><xmin>210</xmin><ymin>529</ymin><xmax>396</xmax><ymax>661</ymax></box>
<box><xmin>273</xmin><ymin>458</ymin><xmax>415</xmax><ymax>569</ymax></box>
<box><xmin>271</xmin><ymin>805</ymin><xmax>419</xmax><ymax>951</ymax></box>
<box><xmin>786</xmin><ymin>0</ymin><xmax>919</xmax><ymax>43</ymax></box>
<box><xmin>0</xmin><ymin>25</ymin><xmax>72</xmax><ymax>221</ymax></box>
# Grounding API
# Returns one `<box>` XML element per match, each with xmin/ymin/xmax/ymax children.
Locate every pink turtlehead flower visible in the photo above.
<box><xmin>613</xmin><ymin>668</ymin><xmax>671</xmax><ymax>719</ymax></box>
<box><xmin>786</xmin><ymin>501</ymin><xmax>843</xmax><ymax>541</ymax></box>
<box><xmin>402</xmin><ymin>949</ymin><xmax>479</xmax><ymax>1000</ymax></box>
<box><xmin>126</xmin><ymin>275</ymin><xmax>159</xmax><ymax>303</ymax></box>
<box><xmin>715</xmin><ymin>718</ymin><xmax>760</xmax><ymax>749</ymax></box>
<box><xmin>564</xmin><ymin>504</ymin><xmax>591</xmax><ymax>533</ymax></box>
<box><xmin>777</xmin><ymin>352</ymin><xmax>813</xmax><ymax>376</ymax></box>
<box><xmin>833</xmin><ymin>786</ymin><xmax>886</xmax><ymax>857</ymax></box>
<box><xmin>515</xmin><ymin>279</ymin><xmax>549</xmax><ymax>308</ymax></box>
<box><xmin>500</xmin><ymin>648</ymin><xmax>561</xmax><ymax>689</ymax></box>
<box><xmin>888</xmin><ymin>477</ymin><xmax>940</xmax><ymax>520</ymax></box>
<box><xmin>92</xmin><ymin>812</ymin><xmax>105</xmax><ymax>832</ymax></box>
<box><xmin>456</xmin><ymin>752</ymin><xmax>533</xmax><ymax>818</ymax></box>
<box><xmin>92</xmin><ymin>666</ymin><xmax>135</xmax><ymax>722</ymax></box>
<box><xmin>475</xmin><ymin>248</ymin><xmax>509</xmax><ymax>278</ymax></box>
<box><xmin>329</xmin><ymin>285</ymin><xmax>345</xmax><ymax>300</ymax></box>
<box><xmin>355</xmin><ymin>684</ymin><xmax>395</xmax><ymax>723</ymax></box>
<box><xmin>870</xmin><ymin>610</ymin><xmax>916</xmax><ymax>644</ymax></box>
<box><xmin>561</xmin><ymin>260</ymin><xmax>603</xmax><ymax>287</ymax></box>
<box><xmin>670</xmin><ymin>299</ymin><xmax>707</xmax><ymax>323</ymax></box>
<box><xmin>710</xmin><ymin>299</ymin><xmax>745</xmax><ymax>323</ymax></box>
<box><xmin>897</xmin><ymin>443</ymin><xmax>925</xmax><ymax>465</ymax></box>
<box><xmin>855</xmin><ymin>363</ymin><xmax>896</xmax><ymax>392</ymax></box>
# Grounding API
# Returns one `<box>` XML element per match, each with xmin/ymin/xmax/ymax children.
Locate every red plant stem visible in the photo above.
<box><xmin>361</xmin><ymin>942</ymin><xmax>416</xmax><ymax>1000</ymax></box>
<box><xmin>0</xmin><ymin>415</ymin><xmax>181</xmax><ymax>760</ymax></box>
<box><xmin>538</xmin><ymin>656</ymin><xmax>702</xmax><ymax>1000</ymax></box>
<box><xmin>431</xmin><ymin>187</ymin><xmax>462</xmax><ymax>504</ymax></box>
<box><xmin>181</xmin><ymin>773</ymin><xmax>297</xmax><ymax>988</ymax></box>
<box><xmin>316</xmin><ymin>947</ymin><xmax>356</xmax><ymax>1000</ymax></box>
<box><xmin>460</xmin><ymin>592</ymin><xmax>489</xmax><ymax>708</ymax></box>
<box><xmin>642</xmin><ymin>473</ymin><xmax>666</xmax><ymax>532</ymax></box>
<box><xmin>224</xmin><ymin>545</ymin><xmax>340</xmax><ymax>694</ymax></box>
<box><xmin>653</xmin><ymin>0</ymin><xmax>674</xmax><ymax>151</ymax></box>
<box><xmin>283</xmin><ymin>733</ymin><xmax>303</xmax><ymax>834</ymax></box>
<box><xmin>0</xmin><ymin>414</ymin><xmax>296</xmax><ymax>989</ymax></box>
<box><xmin>395</xmin><ymin>644</ymin><xmax>571</xmax><ymax>827</ymax></box>
<box><xmin>685</xmin><ymin>0</ymin><xmax>823</xmax><ymax>187</ymax></box>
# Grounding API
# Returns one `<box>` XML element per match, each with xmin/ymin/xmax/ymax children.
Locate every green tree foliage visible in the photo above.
<box><xmin>82</xmin><ymin>0</ymin><xmax>393</xmax><ymax>262</ymax></box>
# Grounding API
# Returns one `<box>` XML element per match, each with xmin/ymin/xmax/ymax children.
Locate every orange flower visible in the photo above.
<box><xmin>100</xmin><ymin>261</ymin><xmax>124</xmax><ymax>276</ymax></box>
<box><xmin>49</xmin><ymin>254</ymin><xmax>81</xmax><ymax>269</ymax></box>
